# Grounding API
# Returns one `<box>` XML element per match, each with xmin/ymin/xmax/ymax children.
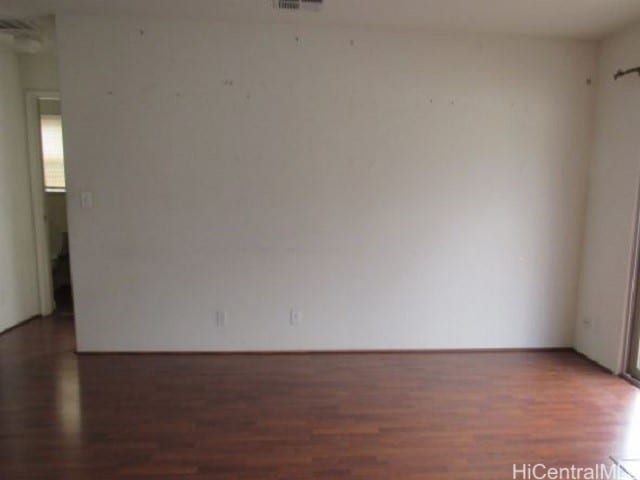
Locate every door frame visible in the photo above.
<box><xmin>623</xmin><ymin>178</ymin><xmax>640</xmax><ymax>383</ymax></box>
<box><xmin>626</xmin><ymin>249</ymin><xmax>640</xmax><ymax>380</ymax></box>
<box><xmin>628</xmin><ymin>314</ymin><xmax>640</xmax><ymax>381</ymax></box>
<box><xmin>25</xmin><ymin>90</ymin><xmax>60</xmax><ymax>316</ymax></box>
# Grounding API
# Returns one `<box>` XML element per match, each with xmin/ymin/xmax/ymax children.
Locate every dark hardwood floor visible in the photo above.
<box><xmin>1</xmin><ymin>314</ymin><xmax>640</xmax><ymax>479</ymax></box>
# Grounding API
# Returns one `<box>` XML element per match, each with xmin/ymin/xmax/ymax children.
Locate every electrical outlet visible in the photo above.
<box><xmin>216</xmin><ymin>310</ymin><xmax>227</xmax><ymax>328</ymax></box>
<box><xmin>290</xmin><ymin>309</ymin><xmax>302</xmax><ymax>326</ymax></box>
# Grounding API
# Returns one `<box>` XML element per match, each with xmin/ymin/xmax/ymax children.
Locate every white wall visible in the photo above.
<box><xmin>575</xmin><ymin>22</ymin><xmax>640</xmax><ymax>373</ymax></box>
<box><xmin>57</xmin><ymin>14</ymin><xmax>597</xmax><ymax>352</ymax></box>
<box><xmin>0</xmin><ymin>45</ymin><xmax>40</xmax><ymax>333</ymax></box>
<box><xmin>19</xmin><ymin>51</ymin><xmax>60</xmax><ymax>91</ymax></box>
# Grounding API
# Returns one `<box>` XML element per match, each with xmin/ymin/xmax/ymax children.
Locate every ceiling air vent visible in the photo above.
<box><xmin>0</xmin><ymin>18</ymin><xmax>42</xmax><ymax>53</ymax></box>
<box><xmin>274</xmin><ymin>0</ymin><xmax>323</xmax><ymax>11</ymax></box>
<box><xmin>0</xmin><ymin>18</ymin><xmax>36</xmax><ymax>33</ymax></box>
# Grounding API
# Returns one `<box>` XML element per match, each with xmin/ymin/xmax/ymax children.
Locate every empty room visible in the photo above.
<box><xmin>3</xmin><ymin>0</ymin><xmax>640</xmax><ymax>479</ymax></box>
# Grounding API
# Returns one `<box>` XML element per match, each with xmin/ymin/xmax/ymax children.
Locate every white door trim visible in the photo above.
<box><xmin>622</xmin><ymin>174</ymin><xmax>640</xmax><ymax>377</ymax></box>
<box><xmin>25</xmin><ymin>90</ymin><xmax>59</xmax><ymax>316</ymax></box>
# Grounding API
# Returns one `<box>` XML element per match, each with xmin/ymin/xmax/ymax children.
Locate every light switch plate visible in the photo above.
<box><xmin>290</xmin><ymin>309</ymin><xmax>302</xmax><ymax>326</ymax></box>
<box><xmin>216</xmin><ymin>310</ymin><xmax>227</xmax><ymax>327</ymax></box>
<box><xmin>80</xmin><ymin>191</ymin><xmax>93</xmax><ymax>209</ymax></box>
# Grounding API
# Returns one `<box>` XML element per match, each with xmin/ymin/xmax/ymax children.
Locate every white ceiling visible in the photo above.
<box><xmin>2</xmin><ymin>0</ymin><xmax>640</xmax><ymax>40</ymax></box>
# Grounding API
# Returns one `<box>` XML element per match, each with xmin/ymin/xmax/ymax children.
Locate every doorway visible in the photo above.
<box><xmin>39</xmin><ymin>98</ymin><xmax>72</xmax><ymax>315</ymax></box>
<box><xmin>25</xmin><ymin>91</ymin><xmax>73</xmax><ymax>317</ymax></box>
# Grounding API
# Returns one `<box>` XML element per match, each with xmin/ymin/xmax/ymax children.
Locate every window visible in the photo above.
<box><xmin>40</xmin><ymin>114</ymin><xmax>65</xmax><ymax>192</ymax></box>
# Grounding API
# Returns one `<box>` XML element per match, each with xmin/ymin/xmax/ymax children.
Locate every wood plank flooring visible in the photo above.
<box><xmin>1</xmin><ymin>314</ymin><xmax>640</xmax><ymax>479</ymax></box>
